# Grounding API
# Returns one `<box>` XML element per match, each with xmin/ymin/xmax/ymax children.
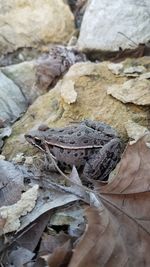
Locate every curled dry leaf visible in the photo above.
<box><xmin>69</xmin><ymin>135</ymin><xmax>150</xmax><ymax>267</ymax></box>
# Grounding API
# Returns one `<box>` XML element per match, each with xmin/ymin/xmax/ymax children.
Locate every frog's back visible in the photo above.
<box><xmin>45</xmin><ymin>122</ymin><xmax>119</xmax><ymax>148</ymax></box>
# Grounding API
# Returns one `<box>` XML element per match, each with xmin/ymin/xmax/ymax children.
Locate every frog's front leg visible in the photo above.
<box><xmin>83</xmin><ymin>138</ymin><xmax>122</xmax><ymax>181</ymax></box>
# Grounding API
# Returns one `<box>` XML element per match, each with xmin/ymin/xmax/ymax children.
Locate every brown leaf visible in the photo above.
<box><xmin>68</xmin><ymin>135</ymin><xmax>150</xmax><ymax>267</ymax></box>
<box><xmin>100</xmin><ymin>135</ymin><xmax>150</xmax><ymax>193</ymax></box>
<box><xmin>39</xmin><ymin>232</ymin><xmax>72</xmax><ymax>267</ymax></box>
<box><xmin>43</xmin><ymin>240</ymin><xmax>72</xmax><ymax>267</ymax></box>
<box><xmin>39</xmin><ymin>231</ymin><xmax>70</xmax><ymax>254</ymax></box>
<box><xmin>16</xmin><ymin>212</ymin><xmax>50</xmax><ymax>252</ymax></box>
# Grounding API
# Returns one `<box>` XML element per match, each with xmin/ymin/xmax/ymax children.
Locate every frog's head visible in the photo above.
<box><xmin>25</xmin><ymin>129</ymin><xmax>47</xmax><ymax>152</ymax></box>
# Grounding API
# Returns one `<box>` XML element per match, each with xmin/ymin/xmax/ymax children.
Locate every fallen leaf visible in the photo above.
<box><xmin>39</xmin><ymin>231</ymin><xmax>70</xmax><ymax>255</ymax></box>
<box><xmin>69</xmin><ymin>135</ymin><xmax>150</xmax><ymax>267</ymax></box>
<box><xmin>39</xmin><ymin>232</ymin><xmax>72</xmax><ymax>267</ymax></box>
<box><xmin>19</xmin><ymin>189</ymin><xmax>79</xmax><ymax>232</ymax></box>
<box><xmin>8</xmin><ymin>247</ymin><xmax>35</xmax><ymax>267</ymax></box>
<box><xmin>16</xmin><ymin>212</ymin><xmax>51</xmax><ymax>252</ymax></box>
<box><xmin>45</xmin><ymin>240</ymin><xmax>72</xmax><ymax>267</ymax></box>
<box><xmin>0</xmin><ymin>212</ymin><xmax>56</xmax><ymax>265</ymax></box>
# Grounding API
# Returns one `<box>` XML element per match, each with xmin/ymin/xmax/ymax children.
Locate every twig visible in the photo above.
<box><xmin>118</xmin><ymin>32</ymin><xmax>137</xmax><ymax>46</ymax></box>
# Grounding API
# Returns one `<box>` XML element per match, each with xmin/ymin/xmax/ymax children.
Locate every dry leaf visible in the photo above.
<box><xmin>46</xmin><ymin>240</ymin><xmax>72</xmax><ymax>267</ymax></box>
<box><xmin>16</xmin><ymin>212</ymin><xmax>51</xmax><ymax>252</ymax></box>
<box><xmin>69</xmin><ymin>135</ymin><xmax>150</xmax><ymax>267</ymax></box>
<box><xmin>40</xmin><ymin>232</ymin><xmax>72</xmax><ymax>267</ymax></box>
<box><xmin>19</xmin><ymin>191</ymin><xmax>79</xmax><ymax>232</ymax></box>
<box><xmin>9</xmin><ymin>247</ymin><xmax>35</xmax><ymax>267</ymax></box>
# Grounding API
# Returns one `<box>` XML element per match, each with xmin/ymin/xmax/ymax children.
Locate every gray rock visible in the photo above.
<box><xmin>0</xmin><ymin>71</ymin><xmax>27</xmax><ymax>122</ymax></box>
<box><xmin>78</xmin><ymin>0</ymin><xmax>150</xmax><ymax>51</ymax></box>
<box><xmin>1</xmin><ymin>61</ymin><xmax>39</xmax><ymax>103</ymax></box>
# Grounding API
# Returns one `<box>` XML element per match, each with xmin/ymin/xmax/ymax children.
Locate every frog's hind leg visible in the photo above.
<box><xmin>82</xmin><ymin>119</ymin><xmax>119</xmax><ymax>137</ymax></box>
<box><xmin>83</xmin><ymin>138</ymin><xmax>122</xmax><ymax>181</ymax></box>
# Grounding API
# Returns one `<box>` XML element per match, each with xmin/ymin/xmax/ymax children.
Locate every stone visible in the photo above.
<box><xmin>0</xmin><ymin>0</ymin><xmax>75</xmax><ymax>54</ymax></box>
<box><xmin>125</xmin><ymin>120</ymin><xmax>149</xmax><ymax>141</ymax></box>
<box><xmin>2</xmin><ymin>58</ymin><xmax>149</xmax><ymax>159</ymax></box>
<box><xmin>1</xmin><ymin>61</ymin><xmax>39</xmax><ymax>103</ymax></box>
<box><xmin>123</xmin><ymin>66</ymin><xmax>146</xmax><ymax>76</ymax></box>
<box><xmin>60</xmin><ymin>79</ymin><xmax>77</xmax><ymax>104</ymax></box>
<box><xmin>77</xmin><ymin>0</ymin><xmax>150</xmax><ymax>52</ymax></box>
<box><xmin>0</xmin><ymin>71</ymin><xmax>27</xmax><ymax>122</ymax></box>
<box><xmin>109</xmin><ymin>64</ymin><xmax>146</xmax><ymax>77</ymax></box>
<box><xmin>107</xmin><ymin>78</ymin><xmax>150</xmax><ymax>105</ymax></box>
<box><xmin>108</xmin><ymin>57</ymin><xmax>150</xmax><ymax>77</ymax></box>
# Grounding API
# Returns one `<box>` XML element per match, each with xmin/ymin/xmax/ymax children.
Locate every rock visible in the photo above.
<box><xmin>125</xmin><ymin>120</ymin><xmax>149</xmax><ymax>141</ymax></box>
<box><xmin>77</xmin><ymin>0</ymin><xmax>150</xmax><ymax>52</ymax></box>
<box><xmin>68</xmin><ymin>0</ymin><xmax>88</xmax><ymax>28</ymax></box>
<box><xmin>0</xmin><ymin>71</ymin><xmax>27</xmax><ymax>122</ymax></box>
<box><xmin>107</xmin><ymin>78</ymin><xmax>150</xmax><ymax>105</ymax></box>
<box><xmin>123</xmin><ymin>66</ymin><xmax>146</xmax><ymax>77</ymax></box>
<box><xmin>0</xmin><ymin>0</ymin><xmax>74</xmax><ymax>54</ymax></box>
<box><xmin>60</xmin><ymin>79</ymin><xmax>77</xmax><ymax>104</ymax></box>
<box><xmin>1</xmin><ymin>61</ymin><xmax>39</xmax><ymax>104</ymax></box>
<box><xmin>108</xmin><ymin>63</ymin><xmax>124</xmax><ymax>75</ymax></box>
<box><xmin>0</xmin><ymin>126</ymin><xmax>12</xmax><ymax>150</ymax></box>
<box><xmin>2</xmin><ymin>58</ymin><xmax>149</xmax><ymax>159</ymax></box>
<box><xmin>108</xmin><ymin>63</ymin><xmax>146</xmax><ymax>77</ymax></box>
<box><xmin>0</xmin><ymin>47</ymin><xmax>41</xmax><ymax>67</ymax></box>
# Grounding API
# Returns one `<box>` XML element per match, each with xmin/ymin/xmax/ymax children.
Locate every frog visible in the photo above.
<box><xmin>25</xmin><ymin>120</ymin><xmax>123</xmax><ymax>181</ymax></box>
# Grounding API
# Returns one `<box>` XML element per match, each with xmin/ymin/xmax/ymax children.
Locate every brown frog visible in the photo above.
<box><xmin>25</xmin><ymin>120</ymin><xmax>123</xmax><ymax>181</ymax></box>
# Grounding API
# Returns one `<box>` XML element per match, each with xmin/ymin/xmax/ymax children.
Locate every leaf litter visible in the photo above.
<box><xmin>0</xmin><ymin>135</ymin><xmax>150</xmax><ymax>266</ymax></box>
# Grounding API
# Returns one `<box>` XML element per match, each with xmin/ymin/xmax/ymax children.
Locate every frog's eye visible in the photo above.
<box><xmin>34</xmin><ymin>137</ymin><xmax>42</xmax><ymax>146</ymax></box>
